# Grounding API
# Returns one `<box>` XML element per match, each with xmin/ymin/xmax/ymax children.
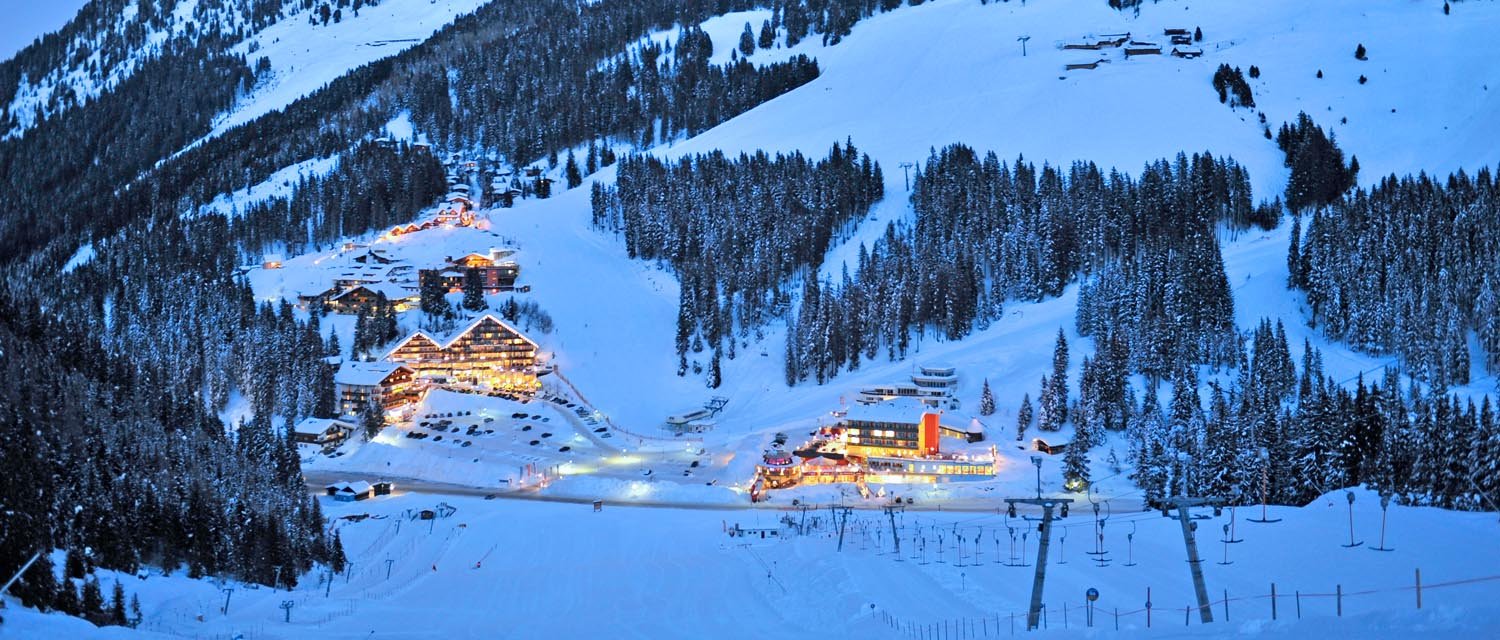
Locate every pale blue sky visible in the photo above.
<box><xmin>0</xmin><ymin>0</ymin><xmax>91</xmax><ymax>62</ymax></box>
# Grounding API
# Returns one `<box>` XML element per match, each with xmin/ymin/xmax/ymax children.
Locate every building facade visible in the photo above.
<box><xmin>334</xmin><ymin>362</ymin><xmax>420</xmax><ymax>417</ymax></box>
<box><xmin>384</xmin><ymin>314</ymin><xmax>541</xmax><ymax>390</ymax></box>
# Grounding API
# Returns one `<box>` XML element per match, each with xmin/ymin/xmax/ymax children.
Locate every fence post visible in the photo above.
<box><xmin>1184</xmin><ymin>606</ymin><xmax>1190</xmax><ymax>626</ymax></box>
<box><xmin>1271</xmin><ymin>583</ymin><xmax>1277</xmax><ymax>620</ymax></box>
<box><xmin>1416</xmin><ymin>568</ymin><xmax>1422</xmax><ymax>609</ymax></box>
<box><xmin>1295</xmin><ymin>590</ymin><xmax>1302</xmax><ymax>619</ymax></box>
<box><xmin>1147</xmin><ymin>586</ymin><xmax>1152</xmax><ymax>628</ymax></box>
<box><xmin>1063</xmin><ymin>603</ymin><xmax>1068</xmax><ymax>629</ymax></box>
<box><xmin>1114</xmin><ymin>607</ymin><xmax>1119</xmax><ymax>631</ymax></box>
<box><xmin>1337</xmin><ymin>584</ymin><xmax>1342</xmax><ymax>617</ymax></box>
<box><xmin>1224</xmin><ymin>588</ymin><xmax>1229</xmax><ymax>621</ymax></box>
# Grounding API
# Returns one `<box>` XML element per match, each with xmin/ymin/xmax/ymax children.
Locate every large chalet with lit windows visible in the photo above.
<box><xmin>334</xmin><ymin>361</ymin><xmax>420</xmax><ymax>417</ymax></box>
<box><xmin>384</xmin><ymin>314</ymin><xmax>541</xmax><ymax>390</ymax></box>
<box><xmin>418</xmin><ymin>248</ymin><xmax>522</xmax><ymax>294</ymax></box>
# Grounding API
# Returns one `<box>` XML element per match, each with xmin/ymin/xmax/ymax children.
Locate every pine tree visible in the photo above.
<box><xmin>329</xmin><ymin>531</ymin><xmax>347</xmax><ymax>574</ymax></box>
<box><xmin>361</xmin><ymin>399</ymin><xmax>383</xmax><ymax>440</ymax></box>
<box><xmin>81</xmin><ymin>577</ymin><xmax>105</xmax><ymax>623</ymax></box>
<box><xmin>129</xmin><ymin>593</ymin><xmax>143</xmax><ymax>628</ymax></box>
<box><xmin>110</xmin><ymin>581</ymin><xmax>128</xmax><ymax>626</ymax></box>
<box><xmin>419</xmin><ymin>270</ymin><xmax>449</xmax><ymax>317</ymax></box>
<box><xmin>462</xmin><ymin>268</ymin><xmax>486</xmax><ymax>311</ymax></box>
<box><xmin>1354</xmin><ymin>43</ymin><xmax>1367</xmax><ymax>60</ymax></box>
<box><xmin>758</xmin><ymin>20</ymin><xmax>775</xmax><ymax>50</ymax></box>
<box><xmin>1016</xmin><ymin>393</ymin><xmax>1033</xmax><ymax>441</ymax></box>
<box><xmin>1063</xmin><ymin>430</ymin><xmax>1090</xmax><ymax>489</ymax></box>
<box><xmin>979</xmin><ymin>379</ymin><xmax>996</xmax><ymax>416</ymax></box>
<box><xmin>739</xmin><ymin>22</ymin><xmax>756</xmax><ymax>57</ymax></box>
<box><xmin>564</xmin><ymin>150</ymin><xmax>582</xmax><ymax>189</ymax></box>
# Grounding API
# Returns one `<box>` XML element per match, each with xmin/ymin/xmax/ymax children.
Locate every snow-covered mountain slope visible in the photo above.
<box><xmin>460</xmin><ymin>0</ymin><xmax>1500</xmax><ymax>439</ymax></box>
<box><xmin>2</xmin><ymin>0</ymin><xmax>488</xmax><ymax>140</ymax></box>
<box><xmin>202</xmin><ymin>0</ymin><xmax>489</xmax><ymax>142</ymax></box>
<box><xmin>235</xmin><ymin>0</ymin><xmax>1500</xmax><ymax>485</ymax></box>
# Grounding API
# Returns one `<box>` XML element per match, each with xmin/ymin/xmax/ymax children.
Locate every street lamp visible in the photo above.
<box><xmin>1031</xmin><ymin>456</ymin><xmax>1044</xmax><ymax>498</ymax></box>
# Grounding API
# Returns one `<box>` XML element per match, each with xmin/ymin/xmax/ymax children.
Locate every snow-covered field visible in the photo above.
<box><xmin>9</xmin><ymin>488</ymin><xmax>1500</xmax><ymax>639</ymax></box>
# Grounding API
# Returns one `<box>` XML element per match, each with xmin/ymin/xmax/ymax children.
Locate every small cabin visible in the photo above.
<box><xmin>325</xmin><ymin>481</ymin><xmax>374</xmax><ymax>502</ymax></box>
<box><xmin>1033</xmin><ymin>438</ymin><xmax>1070</xmax><ymax>455</ymax></box>
<box><xmin>1124</xmin><ymin>44</ymin><xmax>1163</xmax><ymax>57</ymax></box>
<box><xmin>1171</xmin><ymin>47</ymin><xmax>1204</xmax><ymax>59</ymax></box>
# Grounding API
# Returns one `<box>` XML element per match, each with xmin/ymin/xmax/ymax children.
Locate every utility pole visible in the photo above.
<box><xmin>1017</xmin><ymin>35</ymin><xmax>1031</xmax><ymax>57</ymax></box>
<box><xmin>884</xmin><ymin>504</ymin><xmax>904</xmax><ymax>556</ymax></box>
<box><xmin>1161</xmin><ymin>496</ymin><xmax>1223</xmax><ymax>624</ymax></box>
<box><xmin>836</xmin><ymin>506</ymin><xmax>853</xmax><ymax>552</ymax></box>
<box><xmin>898</xmin><ymin>162</ymin><xmax>915</xmax><ymax>191</ymax></box>
<box><xmin>1006</xmin><ymin>496</ymin><xmax>1073</xmax><ymax>631</ymax></box>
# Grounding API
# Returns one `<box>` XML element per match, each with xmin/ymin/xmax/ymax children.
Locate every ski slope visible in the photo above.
<box><xmin>10</xmin><ymin>488</ymin><xmax>1500</xmax><ymax>639</ymax></box>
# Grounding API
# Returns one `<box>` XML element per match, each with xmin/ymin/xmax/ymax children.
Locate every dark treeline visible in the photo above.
<box><xmin>1117</xmin><ymin>319</ymin><xmax>1499</xmax><ymax>511</ymax></box>
<box><xmin>591</xmin><ymin>142</ymin><xmax>884</xmax><ymax>385</ymax></box>
<box><xmin>0</xmin><ymin>0</ymin><xmax>295</xmax><ymax>131</ymax></box>
<box><xmin>0</xmin><ymin>291</ymin><xmax>337</xmax><ymax>613</ymax></box>
<box><xmin>0</xmin><ymin>44</ymin><xmax>255</xmax><ymax>260</ymax></box>
<box><xmin>228</xmin><ymin>141</ymin><xmax>447</xmax><ymax>254</ymax></box>
<box><xmin>779</xmin><ymin>145</ymin><xmax>1252</xmax><ymax>386</ymax></box>
<box><xmin>1291</xmin><ymin>168</ymin><xmax>1500</xmax><ymax>387</ymax></box>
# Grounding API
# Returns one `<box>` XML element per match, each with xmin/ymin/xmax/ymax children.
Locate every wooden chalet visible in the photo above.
<box><xmin>1098</xmin><ymin>33</ymin><xmax>1130</xmax><ymax>47</ymax></box>
<box><xmin>1124</xmin><ymin>42</ymin><xmax>1163</xmax><ymax>57</ymax></box>
<box><xmin>384</xmin><ymin>314</ymin><xmax>542</xmax><ymax>391</ymax></box>
<box><xmin>334</xmin><ymin>361</ymin><xmax>420</xmax><ymax>417</ymax></box>
<box><xmin>1170</xmin><ymin>34</ymin><xmax>1193</xmax><ymax>46</ymax></box>
<box><xmin>326</xmin><ymin>283</ymin><xmax>418</xmax><ymax>314</ymax></box>
<box><xmin>293</xmin><ymin>418</ymin><xmax>356</xmax><ymax>446</ymax></box>
<box><xmin>1171</xmin><ymin>47</ymin><xmax>1204</xmax><ymax>59</ymax></box>
<box><xmin>1066</xmin><ymin>59</ymin><xmax>1108</xmax><ymax>71</ymax></box>
<box><xmin>419</xmin><ymin>249</ymin><xmax>521</xmax><ymax>294</ymax></box>
<box><xmin>1163</xmin><ymin>28</ymin><xmax>1190</xmax><ymax>36</ymax></box>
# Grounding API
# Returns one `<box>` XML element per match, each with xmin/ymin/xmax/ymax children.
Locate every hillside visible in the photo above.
<box><xmin>3</xmin><ymin>0</ymin><xmax>1500</xmax><ymax>637</ymax></box>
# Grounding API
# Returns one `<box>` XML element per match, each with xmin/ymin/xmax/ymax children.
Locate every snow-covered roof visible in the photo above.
<box><xmin>383</xmin><ymin>314</ymin><xmax>540</xmax><ymax>358</ymax></box>
<box><xmin>327</xmin><ymin>480</ymin><xmax>373</xmax><ymax>495</ymax></box>
<box><xmin>335</xmin><ymin>361</ymin><xmax>412</xmax><ymax>387</ymax></box>
<box><xmin>332</xmin><ymin>282</ymin><xmax>415</xmax><ymax>301</ymax></box>
<box><xmin>294</xmin><ymin>417</ymin><xmax>355</xmax><ymax>436</ymax></box>
<box><xmin>844</xmin><ymin>398</ymin><xmax>937</xmax><ymax>424</ymax></box>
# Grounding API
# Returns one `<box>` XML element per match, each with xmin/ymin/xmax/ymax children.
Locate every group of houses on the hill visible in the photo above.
<box><xmin>291</xmin><ymin>245</ymin><xmax>524</xmax><ymax>318</ymax></box>
<box><xmin>1061</xmin><ymin>27</ymin><xmax>1204</xmax><ymax>72</ymax></box>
